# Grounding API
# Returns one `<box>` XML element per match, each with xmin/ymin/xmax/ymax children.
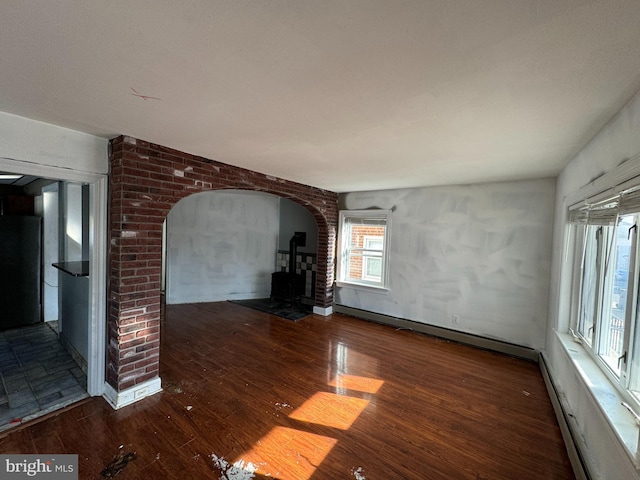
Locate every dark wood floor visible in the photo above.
<box><xmin>0</xmin><ymin>302</ymin><xmax>575</xmax><ymax>479</ymax></box>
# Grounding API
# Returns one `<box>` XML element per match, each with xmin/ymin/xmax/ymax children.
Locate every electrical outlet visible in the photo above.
<box><xmin>452</xmin><ymin>314</ymin><xmax>461</xmax><ymax>325</ymax></box>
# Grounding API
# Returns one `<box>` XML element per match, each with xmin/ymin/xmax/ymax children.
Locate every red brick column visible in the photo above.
<box><xmin>107</xmin><ymin>135</ymin><xmax>338</xmax><ymax>391</ymax></box>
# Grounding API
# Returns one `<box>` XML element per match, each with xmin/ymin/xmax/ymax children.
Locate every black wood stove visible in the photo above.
<box><xmin>271</xmin><ymin>231</ymin><xmax>306</xmax><ymax>304</ymax></box>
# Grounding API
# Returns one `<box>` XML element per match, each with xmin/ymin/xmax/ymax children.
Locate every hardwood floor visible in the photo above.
<box><xmin>0</xmin><ymin>302</ymin><xmax>575</xmax><ymax>479</ymax></box>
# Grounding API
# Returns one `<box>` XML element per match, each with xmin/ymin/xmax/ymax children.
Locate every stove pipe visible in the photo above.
<box><xmin>289</xmin><ymin>232</ymin><xmax>306</xmax><ymax>276</ymax></box>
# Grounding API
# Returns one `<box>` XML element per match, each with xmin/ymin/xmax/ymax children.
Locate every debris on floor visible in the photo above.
<box><xmin>163</xmin><ymin>381</ymin><xmax>183</xmax><ymax>394</ymax></box>
<box><xmin>211</xmin><ymin>453</ymin><xmax>257</xmax><ymax>480</ymax></box>
<box><xmin>100</xmin><ymin>446</ymin><xmax>137</xmax><ymax>478</ymax></box>
<box><xmin>352</xmin><ymin>466</ymin><xmax>367</xmax><ymax>479</ymax></box>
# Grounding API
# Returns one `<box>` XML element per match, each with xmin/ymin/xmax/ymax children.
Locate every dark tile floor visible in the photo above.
<box><xmin>0</xmin><ymin>322</ymin><xmax>88</xmax><ymax>431</ymax></box>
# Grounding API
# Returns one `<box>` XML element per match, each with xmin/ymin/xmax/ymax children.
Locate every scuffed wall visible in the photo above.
<box><xmin>337</xmin><ymin>178</ymin><xmax>555</xmax><ymax>350</ymax></box>
<box><xmin>166</xmin><ymin>190</ymin><xmax>279</xmax><ymax>304</ymax></box>
<box><xmin>546</xmin><ymin>90</ymin><xmax>640</xmax><ymax>480</ymax></box>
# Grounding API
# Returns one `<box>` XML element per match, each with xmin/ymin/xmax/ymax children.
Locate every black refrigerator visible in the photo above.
<box><xmin>0</xmin><ymin>216</ymin><xmax>42</xmax><ymax>329</ymax></box>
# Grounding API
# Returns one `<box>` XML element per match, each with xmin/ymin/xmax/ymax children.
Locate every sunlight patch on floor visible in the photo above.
<box><xmin>329</xmin><ymin>374</ymin><xmax>384</xmax><ymax>394</ymax></box>
<box><xmin>289</xmin><ymin>391</ymin><xmax>369</xmax><ymax>430</ymax></box>
<box><xmin>230</xmin><ymin>341</ymin><xmax>384</xmax><ymax>478</ymax></box>
<box><xmin>233</xmin><ymin>426</ymin><xmax>337</xmax><ymax>480</ymax></box>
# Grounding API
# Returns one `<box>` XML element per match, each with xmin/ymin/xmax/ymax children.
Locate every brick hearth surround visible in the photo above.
<box><xmin>108</xmin><ymin>135</ymin><xmax>338</xmax><ymax>392</ymax></box>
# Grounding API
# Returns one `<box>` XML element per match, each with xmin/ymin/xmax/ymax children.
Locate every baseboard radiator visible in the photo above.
<box><xmin>539</xmin><ymin>353</ymin><xmax>590</xmax><ymax>480</ymax></box>
<box><xmin>333</xmin><ymin>305</ymin><xmax>538</xmax><ymax>361</ymax></box>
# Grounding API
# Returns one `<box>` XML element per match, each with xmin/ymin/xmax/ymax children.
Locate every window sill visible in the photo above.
<box><xmin>335</xmin><ymin>281</ymin><xmax>389</xmax><ymax>294</ymax></box>
<box><xmin>556</xmin><ymin>330</ymin><xmax>640</xmax><ymax>469</ymax></box>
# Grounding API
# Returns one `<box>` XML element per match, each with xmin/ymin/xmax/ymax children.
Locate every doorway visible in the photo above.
<box><xmin>0</xmin><ymin>164</ymin><xmax>107</xmax><ymax>430</ymax></box>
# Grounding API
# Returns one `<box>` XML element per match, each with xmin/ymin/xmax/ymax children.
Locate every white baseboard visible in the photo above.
<box><xmin>103</xmin><ymin>377</ymin><xmax>162</xmax><ymax>409</ymax></box>
<box><xmin>313</xmin><ymin>305</ymin><xmax>333</xmax><ymax>316</ymax></box>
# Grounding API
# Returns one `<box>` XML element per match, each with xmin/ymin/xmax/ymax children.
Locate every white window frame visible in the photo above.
<box><xmin>568</xmin><ymin>189</ymin><xmax>640</xmax><ymax>412</ymax></box>
<box><xmin>561</xmin><ymin>153</ymin><xmax>640</xmax><ymax>467</ymax></box>
<box><xmin>336</xmin><ymin>210</ymin><xmax>391</xmax><ymax>291</ymax></box>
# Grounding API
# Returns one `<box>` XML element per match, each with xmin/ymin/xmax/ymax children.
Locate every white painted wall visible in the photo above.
<box><xmin>0</xmin><ymin>111</ymin><xmax>107</xmax><ymax>174</ymax></box>
<box><xmin>65</xmin><ymin>183</ymin><xmax>84</xmax><ymax>261</ymax></box>
<box><xmin>42</xmin><ymin>185</ymin><xmax>59</xmax><ymax>322</ymax></box>
<box><xmin>58</xmin><ymin>182</ymin><xmax>90</xmax><ymax>365</ymax></box>
<box><xmin>278</xmin><ymin>199</ymin><xmax>318</xmax><ymax>254</ymax></box>
<box><xmin>166</xmin><ymin>190</ymin><xmax>280</xmax><ymax>304</ymax></box>
<box><xmin>337</xmin><ymin>178</ymin><xmax>555</xmax><ymax>350</ymax></box>
<box><xmin>547</xmin><ymin>90</ymin><xmax>640</xmax><ymax>479</ymax></box>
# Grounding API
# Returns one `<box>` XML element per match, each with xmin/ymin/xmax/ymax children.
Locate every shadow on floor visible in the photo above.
<box><xmin>0</xmin><ymin>322</ymin><xmax>88</xmax><ymax>432</ymax></box>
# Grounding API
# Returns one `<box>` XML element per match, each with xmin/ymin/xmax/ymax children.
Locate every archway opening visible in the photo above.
<box><xmin>107</xmin><ymin>135</ymin><xmax>338</xmax><ymax>401</ymax></box>
<box><xmin>163</xmin><ymin>190</ymin><xmax>320</xmax><ymax>307</ymax></box>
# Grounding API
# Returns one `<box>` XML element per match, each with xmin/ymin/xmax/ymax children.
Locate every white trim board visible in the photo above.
<box><xmin>313</xmin><ymin>305</ymin><xmax>333</xmax><ymax>316</ymax></box>
<box><xmin>87</xmin><ymin>176</ymin><xmax>108</xmax><ymax>396</ymax></box>
<box><xmin>103</xmin><ymin>378</ymin><xmax>163</xmax><ymax>409</ymax></box>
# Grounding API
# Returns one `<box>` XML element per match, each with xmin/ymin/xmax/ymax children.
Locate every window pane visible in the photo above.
<box><xmin>629</xmin><ymin>318</ymin><xmax>640</xmax><ymax>400</ymax></box>
<box><xmin>578</xmin><ymin>226</ymin><xmax>598</xmax><ymax>345</ymax></box>
<box><xmin>363</xmin><ymin>256</ymin><xmax>382</xmax><ymax>280</ymax></box>
<box><xmin>599</xmin><ymin>215</ymin><xmax>633</xmax><ymax>376</ymax></box>
<box><xmin>346</xmin><ymin>225</ymin><xmax>385</xmax><ymax>284</ymax></box>
<box><xmin>338</xmin><ymin>210</ymin><xmax>391</xmax><ymax>288</ymax></box>
<box><xmin>347</xmin><ymin>253</ymin><xmax>383</xmax><ymax>282</ymax></box>
<box><xmin>364</xmin><ymin>237</ymin><xmax>383</xmax><ymax>250</ymax></box>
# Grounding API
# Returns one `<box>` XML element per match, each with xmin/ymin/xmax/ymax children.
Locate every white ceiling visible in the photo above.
<box><xmin>2</xmin><ymin>1</ymin><xmax>640</xmax><ymax>192</ymax></box>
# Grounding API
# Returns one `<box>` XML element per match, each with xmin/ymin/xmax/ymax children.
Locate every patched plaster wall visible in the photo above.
<box><xmin>337</xmin><ymin>178</ymin><xmax>555</xmax><ymax>350</ymax></box>
<box><xmin>166</xmin><ymin>191</ymin><xmax>280</xmax><ymax>304</ymax></box>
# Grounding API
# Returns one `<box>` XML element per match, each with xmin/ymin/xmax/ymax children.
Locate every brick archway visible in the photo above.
<box><xmin>107</xmin><ymin>136</ymin><xmax>338</xmax><ymax>393</ymax></box>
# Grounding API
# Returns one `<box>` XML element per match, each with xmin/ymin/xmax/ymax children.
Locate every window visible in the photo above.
<box><xmin>362</xmin><ymin>236</ymin><xmax>383</xmax><ymax>281</ymax></box>
<box><xmin>569</xmin><ymin>189</ymin><xmax>640</xmax><ymax>406</ymax></box>
<box><xmin>337</xmin><ymin>210</ymin><xmax>391</xmax><ymax>289</ymax></box>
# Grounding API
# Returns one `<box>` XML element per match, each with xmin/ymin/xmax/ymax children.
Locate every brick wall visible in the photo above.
<box><xmin>108</xmin><ymin>135</ymin><xmax>338</xmax><ymax>392</ymax></box>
